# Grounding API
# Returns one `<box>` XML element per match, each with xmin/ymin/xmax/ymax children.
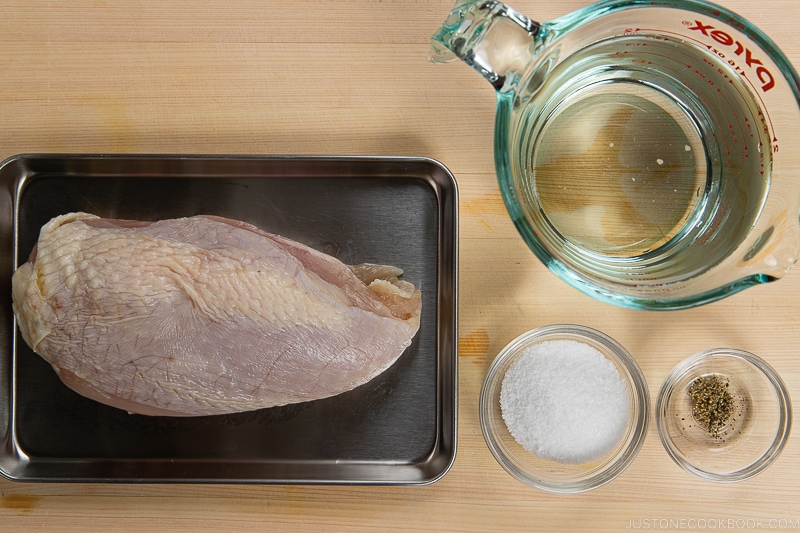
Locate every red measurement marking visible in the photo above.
<box><xmin>631</xmin><ymin>46</ymin><xmax>745</xmax><ymax>160</ymax></box>
<box><xmin>640</xmin><ymin>50</ymin><xmax>691</xmax><ymax>69</ymax></box>
<box><xmin>631</xmin><ymin>26</ymin><xmax>777</xmax><ymax>147</ymax></box>
<box><xmin>632</xmin><ymin>27</ymin><xmax>715</xmax><ymax>51</ymax></box>
<box><xmin>737</xmin><ymin>70</ymin><xmax>778</xmax><ymax>147</ymax></box>
<box><xmin>696</xmin><ymin>201</ymin><xmax>730</xmax><ymax>246</ymax></box>
<box><xmin>714</xmin><ymin>86</ymin><xmax>749</xmax><ymax>165</ymax></box>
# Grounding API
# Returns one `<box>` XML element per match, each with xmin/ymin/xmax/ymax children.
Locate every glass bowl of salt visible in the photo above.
<box><xmin>656</xmin><ymin>348</ymin><xmax>791</xmax><ymax>482</ymax></box>
<box><xmin>479</xmin><ymin>324</ymin><xmax>649</xmax><ymax>493</ymax></box>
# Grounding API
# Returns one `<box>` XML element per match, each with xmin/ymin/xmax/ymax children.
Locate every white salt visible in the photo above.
<box><xmin>500</xmin><ymin>340</ymin><xmax>630</xmax><ymax>464</ymax></box>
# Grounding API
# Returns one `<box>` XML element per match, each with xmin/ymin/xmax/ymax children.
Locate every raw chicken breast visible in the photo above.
<box><xmin>11</xmin><ymin>213</ymin><xmax>422</xmax><ymax>417</ymax></box>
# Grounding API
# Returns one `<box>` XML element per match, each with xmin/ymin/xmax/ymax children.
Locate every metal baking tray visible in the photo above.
<box><xmin>0</xmin><ymin>154</ymin><xmax>458</xmax><ymax>484</ymax></box>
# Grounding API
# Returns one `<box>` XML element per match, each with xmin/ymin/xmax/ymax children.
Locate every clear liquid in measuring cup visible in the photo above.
<box><xmin>516</xmin><ymin>34</ymin><xmax>772</xmax><ymax>276</ymax></box>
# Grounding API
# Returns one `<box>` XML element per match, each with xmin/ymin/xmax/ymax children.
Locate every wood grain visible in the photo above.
<box><xmin>2</xmin><ymin>1</ymin><xmax>800</xmax><ymax>531</ymax></box>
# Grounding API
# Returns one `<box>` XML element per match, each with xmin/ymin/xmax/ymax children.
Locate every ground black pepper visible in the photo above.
<box><xmin>688</xmin><ymin>375</ymin><xmax>735</xmax><ymax>439</ymax></box>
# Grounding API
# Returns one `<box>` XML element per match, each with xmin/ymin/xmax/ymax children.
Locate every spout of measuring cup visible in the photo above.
<box><xmin>429</xmin><ymin>0</ymin><xmax>540</xmax><ymax>92</ymax></box>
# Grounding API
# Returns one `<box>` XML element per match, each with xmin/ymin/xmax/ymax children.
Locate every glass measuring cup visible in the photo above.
<box><xmin>431</xmin><ymin>0</ymin><xmax>800</xmax><ymax>309</ymax></box>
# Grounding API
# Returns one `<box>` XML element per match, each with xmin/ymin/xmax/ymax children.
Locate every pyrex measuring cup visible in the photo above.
<box><xmin>431</xmin><ymin>0</ymin><xmax>800</xmax><ymax>309</ymax></box>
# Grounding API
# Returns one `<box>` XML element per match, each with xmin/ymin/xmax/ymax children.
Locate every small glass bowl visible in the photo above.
<box><xmin>479</xmin><ymin>324</ymin><xmax>649</xmax><ymax>493</ymax></box>
<box><xmin>656</xmin><ymin>348</ymin><xmax>792</xmax><ymax>482</ymax></box>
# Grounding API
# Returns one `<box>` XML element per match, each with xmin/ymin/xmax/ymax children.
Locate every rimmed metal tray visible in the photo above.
<box><xmin>0</xmin><ymin>154</ymin><xmax>458</xmax><ymax>484</ymax></box>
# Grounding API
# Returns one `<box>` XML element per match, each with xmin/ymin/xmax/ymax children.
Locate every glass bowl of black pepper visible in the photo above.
<box><xmin>656</xmin><ymin>348</ymin><xmax>791</xmax><ymax>482</ymax></box>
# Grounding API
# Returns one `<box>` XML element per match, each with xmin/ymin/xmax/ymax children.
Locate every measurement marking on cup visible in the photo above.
<box><xmin>627</xmin><ymin>25</ymin><xmax>778</xmax><ymax>153</ymax></box>
<box><xmin>715</xmin><ymin>85</ymin><xmax>751</xmax><ymax>165</ymax></box>
<box><xmin>683</xmin><ymin>20</ymin><xmax>778</xmax><ymax>149</ymax></box>
<box><xmin>739</xmin><ymin>71</ymin><xmax>779</xmax><ymax>151</ymax></box>
<box><xmin>632</xmin><ymin>32</ymin><xmax>707</xmax><ymax>67</ymax></box>
<box><xmin>631</xmin><ymin>27</ymin><xmax>714</xmax><ymax>50</ymax></box>
<box><xmin>626</xmin><ymin>35</ymin><xmax>769</xmax><ymax>180</ymax></box>
<box><xmin>685</xmin><ymin>19</ymin><xmax>776</xmax><ymax>92</ymax></box>
<box><xmin>637</xmin><ymin>48</ymin><xmax>755</xmax><ymax>163</ymax></box>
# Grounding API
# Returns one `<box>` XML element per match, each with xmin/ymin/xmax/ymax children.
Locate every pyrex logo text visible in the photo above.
<box><xmin>687</xmin><ymin>20</ymin><xmax>775</xmax><ymax>92</ymax></box>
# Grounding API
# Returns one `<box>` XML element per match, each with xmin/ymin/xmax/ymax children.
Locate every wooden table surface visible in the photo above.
<box><xmin>1</xmin><ymin>1</ymin><xmax>799</xmax><ymax>531</ymax></box>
